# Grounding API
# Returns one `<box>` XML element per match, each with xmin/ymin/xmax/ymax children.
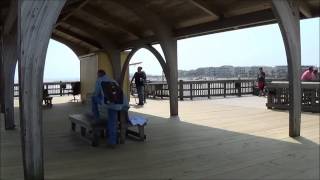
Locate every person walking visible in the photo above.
<box><xmin>131</xmin><ymin>66</ymin><xmax>147</xmax><ymax>105</ymax></box>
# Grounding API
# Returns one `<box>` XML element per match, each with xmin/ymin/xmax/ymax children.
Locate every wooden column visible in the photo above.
<box><xmin>272</xmin><ymin>0</ymin><xmax>301</xmax><ymax>137</ymax></box>
<box><xmin>110</xmin><ymin>50</ymin><xmax>122</xmax><ymax>82</ymax></box>
<box><xmin>161</xmin><ymin>39</ymin><xmax>179</xmax><ymax>116</ymax></box>
<box><xmin>0</xmin><ymin>31</ymin><xmax>3</xmax><ymax>115</ymax></box>
<box><xmin>18</xmin><ymin>1</ymin><xmax>66</xmax><ymax>179</ymax></box>
<box><xmin>179</xmin><ymin>80</ymin><xmax>184</xmax><ymax>100</ymax></box>
<box><xmin>114</xmin><ymin>0</ymin><xmax>178</xmax><ymax>116</ymax></box>
<box><xmin>2</xmin><ymin>25</ymin><xmax>17</xmax><ymax>130</ymax></box>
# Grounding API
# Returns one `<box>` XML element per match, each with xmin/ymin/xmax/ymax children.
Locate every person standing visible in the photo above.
<box><xmin>257</xmin><ymin>67</ymin><xmax>266</xmax><ymax>96</ymax></box>
<box><xmin>91</xmin><ymin>69</ymin><xmax>119</xmax><ymax>147</ymax></box>
<box><xmin>131</xmin><ymin>66</ymin><xmax>147</xmax><ymax>105</ymax></box>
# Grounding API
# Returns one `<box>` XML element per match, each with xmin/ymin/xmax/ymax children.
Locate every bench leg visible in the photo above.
<box><xmin>100</xmin><ymin>130</ymin><xmax>105</xmax><ymax>138</ymax></box>
<box><xmin>91</xmin><ymin>130</ymin><xmax>99</xmax><ymax>147</ymax></box>
<box><xmin>119</xmin><ymin>111</ymin><xmax>127</xmax><ymax>144</ymax></box>
<box><xmin>80</xmin><ymin>127</ymin><xmax>86</xmax><ymax>137</ymax></box>
<box><xmin>71</xmin><ymin>122</ymin><xmax>76</xmax><ymax>131</ymax></box>
<box><xmin>138</xmin><ymin>126</ymin><xmax>145</xmax><ymax>141</ymax></box>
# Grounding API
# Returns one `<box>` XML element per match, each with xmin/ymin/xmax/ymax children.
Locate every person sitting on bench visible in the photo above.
<box><xmin>91</xmin><ymin>69</ymin><xmax>127</xmax><ymax>148</ymax></box>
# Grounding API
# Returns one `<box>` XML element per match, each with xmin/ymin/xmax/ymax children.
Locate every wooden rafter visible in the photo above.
<box><xmin>119</xmin><ymin>9</ymin><xmax>276</xmax><ymax>50</ymax></box>
<box><xmin>188</xmin><ymin>0</ymin><xmax>221</xmax><ymax>19</ymax></box>
<box><xmin>176</xmin><ymin>9</ymin><xmax>275</xmax><ymax>38</ymax></box>
<box><xmin>81</xmin><ymin>4</ymin><xmax>142</xmax><ymax>39</ymax></box>
<box><xmin>299</xmin><ymin>0</ymin><xmax>312</xmax><ymax>18</ymax></box>
<box><xmin>63</xmin><ymin>17</ymin><xmax>119</xmax><ymax>48</ymax></box>
<box><xmin>54</xmin><ymin>27</ymin><xmax>102</xmax><ymax>49</ymax></box>
<box><xmin>56</xmin><ymin>0</ymin><xmax>90</xmax><ymax>27</ymax></box>
<box><xmin>51</xmin><ymin>33</ymin><xmax>89</xmax><ymax>55</ymax></box>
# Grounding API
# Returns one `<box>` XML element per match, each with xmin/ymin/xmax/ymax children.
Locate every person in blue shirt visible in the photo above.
<box><xmin>91</xmin><ymin>69</ymin><xmax>119</xmax><ymax>147</ymax></box>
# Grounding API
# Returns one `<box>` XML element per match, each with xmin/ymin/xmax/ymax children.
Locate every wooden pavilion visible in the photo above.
<box><xmin>0</xmin><ymin>0</ymin><xmax>319</xmax><ymax>179</ymax></box>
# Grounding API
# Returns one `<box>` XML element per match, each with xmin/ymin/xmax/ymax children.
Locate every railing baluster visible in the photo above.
<box><xmin>207</xmin><ymin>82</ymin><xmax>210</xmax><ymax>99</ymax></box>
<box><xmin>179</xmin><ymin>80</ymin><xmax>184</xmax><ymax>100</ymax></box>
<box><xmin>190</xmin><ymin>83</ymin><xmax>193</xmax><ymax>100</ymax></box>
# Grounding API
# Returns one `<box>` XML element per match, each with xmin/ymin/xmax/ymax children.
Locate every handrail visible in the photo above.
<box><xmin>140</xmin><ymin>79</ymin><xmax>265</xmax><ymax>100</ymax></box>
<box><xmin>13</xmin><ymin>81</ymin><xmax>80</xmax><ymax>97</ymax></box>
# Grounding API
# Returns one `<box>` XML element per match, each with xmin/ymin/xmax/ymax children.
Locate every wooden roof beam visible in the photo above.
<box><xmin>63</xmin><ymin>17</ymin><xmax>119</xmax><ymax>50</ymax></box>
<box><xmin>121</xmin><ymin>10</ymin><xmax>277</xmax><ymax>50</ymax></box>
<box><xmin>225</xmin><ymin>0</ymin><xmax>271</xmax><ymax>17</ymax></box>
<box><xmin>81</xmin><ymin>4</ymin><xmax>143</xmax><ymax>39</ymax></box>
<box><xmin>188</xmin><ymin>0</ymin><xmax>222</xmax><ymax>19</ymax></box>
<box><xmin>115</xmin><ymin>0</ymin><xmax>173</xmax><ymax>41</ymax></box>
<box><xmin>56</xmin><ymin>0</ymin><xmax>90</xmax><ymax>27</ymax></box>
<box><xmin>54</xmin><ymin>27</ymin><xmax>102</xmax><ymax>49</ymax></box>
<box><xmin>176</xmin><ymin>10</ymin><xmax>276</xmax><ymax>39</ymax></box>
<box><xmin>298</xmin><ymin>0</ymin><xmax>312</xmax><ymax>18</ymax></box>
<box><xmin>51</xmin><ymin>33</ymin><xmax>89</xmax><ymax>56</ymax></box>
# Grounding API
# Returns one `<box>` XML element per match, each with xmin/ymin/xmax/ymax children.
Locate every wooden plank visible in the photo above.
<box><xmin>272</xmin><ymin>0</ymin><xmax>302</xmax><ymax>137</ymax></box>
<box><xmin>18</xmin><ymin>1</ymin><xmax>66</xmax><ymax>179</ymax></box>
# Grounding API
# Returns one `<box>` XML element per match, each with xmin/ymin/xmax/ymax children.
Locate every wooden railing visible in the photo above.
<box><xmin>14</xmin><ymin>81</ymin><xmax>80</xmax><ymax>97</ymax></box>
<box><xmin>266</xmin><ymin>81</ymin><xmax>320</xmax><ymax>113</ymax></box>
<box><xmin>143</xmin><ymin>79</ymin><xmax>257</xmax><ymax>100</ymax></box>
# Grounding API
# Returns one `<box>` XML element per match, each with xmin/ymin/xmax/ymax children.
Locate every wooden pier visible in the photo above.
<box><xmin>1</xmin><ymin>96</ymin><xmax>319</xmax><ymax>180</ymax></box>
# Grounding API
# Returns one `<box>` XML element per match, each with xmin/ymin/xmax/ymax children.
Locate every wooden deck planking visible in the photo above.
<box><xmin>1</xmin><ymin>96</ymin><xmax>319</xmax><ymax>180</ymax></box>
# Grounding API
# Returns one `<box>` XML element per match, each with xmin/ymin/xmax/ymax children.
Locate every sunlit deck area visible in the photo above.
<box><xmin>1</xmin><ymin>96</ymin><xmax>319</xmax><ymax>180</ymax></box>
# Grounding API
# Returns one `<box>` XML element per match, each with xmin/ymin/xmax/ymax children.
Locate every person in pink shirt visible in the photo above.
<box><xmin>301</xmin><ymin>66</ymin><xmax>316</xmax><ymax>81</ymax></box>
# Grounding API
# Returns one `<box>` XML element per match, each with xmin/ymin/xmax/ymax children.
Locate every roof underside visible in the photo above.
<box><xmin>1</xmin><ymin>0</ymin><xmax>319</xmax><ymax>55</ymax></box>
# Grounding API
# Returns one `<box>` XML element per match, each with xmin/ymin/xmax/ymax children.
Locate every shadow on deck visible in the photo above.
<box><xmin>1</xmin><ymin>96</ymin><xmax>319</xmax><ymax>180</ymax></box>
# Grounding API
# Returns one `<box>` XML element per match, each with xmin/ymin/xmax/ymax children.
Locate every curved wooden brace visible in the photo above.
<box><xmin>1</xmin><ymin>0</ymin><xmax>18</xmax><ymax>130</ymax></box>
<box><xmin>119</xmin><ymin>44</ymin><xmax>169</xmax><ymax>88</ymax></box>
<box><xmin>114</xmin><ymin>1</ymin><xmax>178</xmax><ymax>116</ymax></box>
<box><xmin>18</xmin><ymin>1</ymin><xmax>66</xmax><ymax>179</ymax></box>
<box><xmin>272</xmin><ymin>0</ymin><xmax>301</xmax><ymax>137</ymax></box>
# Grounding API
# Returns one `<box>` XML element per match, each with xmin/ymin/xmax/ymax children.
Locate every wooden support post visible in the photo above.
<box><xmin>179</xmin><ymin>80</ymin><xmax>184</xmax><ymax>100</ymax></box>
<box><xmin>272</xmin><ymin>0</ymin><xmax>301</xmax><ymax>137</ymax></box>
<box><xmin>0</xmin><ymin>30</ymin><xmax>4</xmax><ymax>114</ymax></box>
<box><xmin>207</xmin><ymin>82</ymin><xmax>211</xmax><ymax>99</ymax></box>
<box><xmin>2</xmin><ymin>25</ymin><xmax>17</xmax><ymax>130</ymax></box>
<box><xmin>190</xmin><ymin>83</ymin><xmax>193</xmax><ymax>100</ymax></box>
<box><xmin>110</xmin><ymin>50</ymin><xmax>122</xmax><ymax>82</ymax></box>
<box><xmin>119</xmin><ymin>111</ymin><xmax>127</xmax><ymax>144</ymax></box>
<box><xmin>223</xmin><ymin>82</ymin><xmax>227</xmax><ymax>98</ymax></box>
<box><xmin>115</xmin><ymin>0</ymin><xmax>177</xmax><ymax>116</ymax></box>
<box><xmin>18</xmin><ymin>1</ymin><xmax>66</xmax><ymax>179</ymax></box>
<box><xmin>162</xmin><ymin>39</ymin><xmax>178</xmax><ymax>116</ymax></box>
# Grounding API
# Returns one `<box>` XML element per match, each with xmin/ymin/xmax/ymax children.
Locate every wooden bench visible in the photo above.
<box><xmin>126</xmin><ymin>124</ymin><xmax>146</xmax><ymax>141</ymax></box>
<box><xmin>69</xmin><ymin>114</ymin><xmax>106</xmax><ymax>146</ymax></box>
<box><xmin>69</xmin><ymin>112</ymin><xmax>147</xmax><ymax>146</ymax></box>
<box><xmin>43</xmin><ymin>97</ymin><xmax>53</xmax><ymax>107</ymax></box>
<box><xmin>43</xmin><ymin>89</ymin><xmax>53</xmax><ymax>107</ymax></box>
<box><xmin>69</xmin><ymin>93</ymin><xmax>146</xmax><ymax>146</ymax></box>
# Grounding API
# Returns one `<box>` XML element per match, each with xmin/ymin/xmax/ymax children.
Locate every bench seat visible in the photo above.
<box><xmin>69</xmin><ymin>112</ymin><xmax>147</xmax><ymax>146</ymax></box>
<box><xmin>69</xmin><ymin>113</ymin><xmax>106</xmax><ymax>146</ymax></box>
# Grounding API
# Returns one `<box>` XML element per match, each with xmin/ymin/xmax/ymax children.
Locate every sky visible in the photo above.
<box><xmin>14</xmin><ymin>18</ymin><xmax>319</xmax><ymax>82</ymax></box>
